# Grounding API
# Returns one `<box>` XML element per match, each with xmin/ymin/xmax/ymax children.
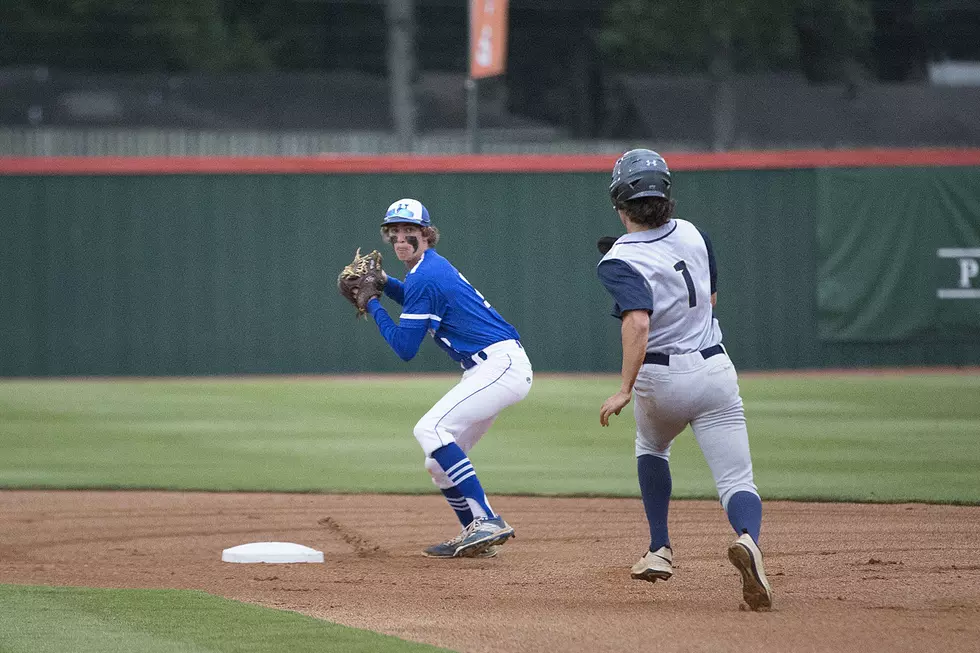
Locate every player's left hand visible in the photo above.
<box><xmin>338</xmin><ymin>248</ymin><xmax>386</xmax><ymax>317</ymax></box>
<box><xmin>600</xmin><ymin>390</ymin><xmax>632</xmax><ymax>426</ymax></box>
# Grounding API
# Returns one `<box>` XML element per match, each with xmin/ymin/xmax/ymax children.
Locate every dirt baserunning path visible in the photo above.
<box><xmin>1</xmin><ymin>491</ymin><xmax>978</xmax><ymax>653</ymax></box>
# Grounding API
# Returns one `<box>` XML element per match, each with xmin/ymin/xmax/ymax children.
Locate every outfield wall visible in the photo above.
<box><xmin>2</xmin><ymin>150</ymin><xmax>979</xmax><ymax>376</ymax></box>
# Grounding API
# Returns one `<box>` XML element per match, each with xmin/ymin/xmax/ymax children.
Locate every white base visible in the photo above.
<box><xmin>221</xmin><ymin>541</ymin><xmax>324</xmax><ymax>564</ymax></box>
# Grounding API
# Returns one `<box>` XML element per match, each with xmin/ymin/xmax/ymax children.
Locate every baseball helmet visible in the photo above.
<box><xmin>382</xmin><ymin>198</ymin><xmax>431</xmax><ymax>227</ymax></box>
<box><xmin>609</xmin><ymin>149</ymin><xmax>671</xmax><ymax>204</ymax></box>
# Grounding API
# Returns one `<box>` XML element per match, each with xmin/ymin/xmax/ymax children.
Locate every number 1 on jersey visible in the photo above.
<box><xmin>674</xmin><ymin>260</ymin><xmax>697</xmax><ymax>307</ymax></box>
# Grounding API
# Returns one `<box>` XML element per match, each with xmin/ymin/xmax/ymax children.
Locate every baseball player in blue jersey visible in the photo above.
<box><xmin>596</xmin><ymin>149</ymin><xmax>773</xmax><ymax>611</ymax></box>
<box><xmin>361</xmin><ymin>198</ymin><xmax>532</xmax><ymax>558</ymax></box>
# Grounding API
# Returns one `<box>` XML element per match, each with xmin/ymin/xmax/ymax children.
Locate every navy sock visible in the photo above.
<box><xmin>637</xmin><ymin>454</ymin><xmax>671</xmax><ymax>551</ymax></box>
<box><xmin>430</xmin><ymin>443</ymin><xmax>495</xmax><ymax>519</ymax></box>
<box><xmin>726</xmin><ymin>490</ymin><xmax>762</xmax><ymax>543</ymax></box>
<box><xmin>441</xmin><ymin>486</ymin><xmax>475</xmax><ymax>527</ymax></box>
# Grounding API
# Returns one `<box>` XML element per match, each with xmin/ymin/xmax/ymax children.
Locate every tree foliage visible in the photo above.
<box><xmin>599</xmin><ymin>0</ymin><xmax>873</xmax><ymax>82</ymax></box>
<box><xmin>0</xmin><ymin>0</ymin><xmax>271</xmax><ymax>72</ymax></box>
<box><xmin>870</xmin><ymin>0</ymin><xmax>980</xmax><ymax>80</ymax></box>
<box><xmin>0</xmin><ymin>0</ymin><xmax>977</xmax><ymax>81</ymax></box>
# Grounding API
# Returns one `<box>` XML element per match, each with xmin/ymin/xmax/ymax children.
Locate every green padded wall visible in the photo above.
<box><xmin>2</xmin><ymin>167</ymin><xmax>978</xmax><ymax>376</ymax></box>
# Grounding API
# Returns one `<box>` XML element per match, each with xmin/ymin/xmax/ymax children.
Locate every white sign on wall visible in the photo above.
<box><xmin>937</xmin><ymin>248</ymin><xmax>980</xmax><ymax>299</ymax></box>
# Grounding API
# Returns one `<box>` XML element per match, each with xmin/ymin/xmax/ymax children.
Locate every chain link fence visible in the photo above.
<box><xmin>0</xmin><ymin>127</ymin><xmax>692</xmax><ymax>157</ymax></box>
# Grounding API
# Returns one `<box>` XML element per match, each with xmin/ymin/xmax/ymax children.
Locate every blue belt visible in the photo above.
<box><xmin>460</xmin><ymin>340</ymin><xmax>522</xmax><ymax>370</ymax></box>
<box><xmin>643</xmin><ymin>343</ymin><xmax>725</xmax><ymax>366</ymax></box>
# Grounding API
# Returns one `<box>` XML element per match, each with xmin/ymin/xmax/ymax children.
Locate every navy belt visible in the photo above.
<box><xmin>460</xmin><ymin>351</ymin><xmax>488</xmax><ymax>370</ymax></box>
<box><xmin>643</xmin><ymin>344</ymin><xmax>725</xmax><ymax>366</ymax></box>
<box><xmin>460</xmin><ymin>340</ymin><xmax>522</xmax><ymax>370</ymax></box>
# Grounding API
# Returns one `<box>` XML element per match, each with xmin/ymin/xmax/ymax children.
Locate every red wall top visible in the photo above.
<box><xmin>2</xmin><ymin>148</ymin><xmax>980</xmax><ymax>175</ymax></box>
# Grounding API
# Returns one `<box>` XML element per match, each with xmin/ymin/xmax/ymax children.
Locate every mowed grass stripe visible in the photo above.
<box><xmin>0</xmin><ymin>585</ymin><xmax>449</xmax><ymax>653</ymax></box>
<box><xmin>0</xmin><ymin>373</ymin><xmax>977</xmax><ymax>503</ymax></box>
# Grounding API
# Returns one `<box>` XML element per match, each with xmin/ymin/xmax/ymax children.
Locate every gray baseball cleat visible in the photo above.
<box><xmin>728</xmin><ymin>532</ymin><xmax>773</xmax><ymax>611</ymax></box>
<box><xmin>631</xmin><ymin>546</ymin><xmax>673</xmax><ymax>583</ymax></box>
<box><xmin>453</xmin><ymin>516</ymin><xmax>515</xmax><ymax>558</ymax></box>
<box><xmin>422</xmin><ymin>516</ymin><xmax>513</xmax><ymax>558</ymax></box>
<box><xmin>422</xmin><ymin>525</ymin><xmax>499</xmax><ymax>559</ymax></box>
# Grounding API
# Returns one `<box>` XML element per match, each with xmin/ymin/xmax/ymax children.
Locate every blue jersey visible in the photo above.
<box><xmin>366</xmin><ymin>249</ymin><xmax>520</xmax><ymax>364</ymax></box>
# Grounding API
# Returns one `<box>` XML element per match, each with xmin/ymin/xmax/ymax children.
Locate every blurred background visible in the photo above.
<box><xmin>2</xmin><ymin>1</ymin><xmax>979</xmax><ymax>378</ymax></box>
<box><xmin>2</xmin><ymin>0</ymin><xmax>980</xmax><ymax>155</ymax></box>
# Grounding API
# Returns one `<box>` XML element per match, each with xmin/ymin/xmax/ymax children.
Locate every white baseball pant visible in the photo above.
<box><xmin>416</xmin><ymin>340</ymin><xmax>533</xmax><ymax>488</ymax></box>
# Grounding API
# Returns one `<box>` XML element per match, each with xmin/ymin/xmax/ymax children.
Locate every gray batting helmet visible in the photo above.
<box><xmin>609</xmin><ymin>149</ymin><xmax>671</xmax><ymax>204</ymax></box>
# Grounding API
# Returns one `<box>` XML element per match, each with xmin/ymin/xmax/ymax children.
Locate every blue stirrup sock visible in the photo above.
<box><xmin>440</xmin><ymin>486</ymin><xmax>475</xmax><ymax>527</ymax></box>
<box><xmin>726</xmin><ymin>490</ymin><xmax>763</xmax><ymax>543</ymax></box>
<box><xmin>430</xmin><ymin>443</ymin><xmax>496</xmax><ymax>520</ymax></box>
<box><xmin>637</xmin><ymin>454</ymin><xmax>672</xmax><ymax>551</ymax></box>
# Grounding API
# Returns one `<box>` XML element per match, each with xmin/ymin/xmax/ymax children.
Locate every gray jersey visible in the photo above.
<box><xmin>598</xmin><ymin>218</ymin><xmax>723</xmax><ymax>355</ymax></box>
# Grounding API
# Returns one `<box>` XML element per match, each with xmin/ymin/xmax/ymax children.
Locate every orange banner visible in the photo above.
<box><xmin>469</xmin><ymin>0</ymin><xmax>509</xmax><ymax>79</ymax></box>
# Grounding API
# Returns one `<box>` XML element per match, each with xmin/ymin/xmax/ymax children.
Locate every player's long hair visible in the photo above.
<box><xmin>380</xmin><ymin>225</ymin><xmax>440</xmax><ymax>246</ymax></box>
<box><xmin>616</xmin><ymin>197</ymin><xmax>675</xmax><ymax>228</ymax></box>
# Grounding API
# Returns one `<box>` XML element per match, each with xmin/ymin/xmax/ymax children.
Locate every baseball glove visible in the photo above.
<box><xmin>597</xmin><ymin>236</ymin><xmax>618</xmax><ymax>255</ymax></box>
<box><xmin>337</xmin><ymin>248</ymin><xmax>386</xmax><ymax>317</ymax></box>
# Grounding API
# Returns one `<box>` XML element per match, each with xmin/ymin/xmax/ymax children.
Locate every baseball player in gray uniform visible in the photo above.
<box><xmin>596</xmin><ymin>149</ymin><xmax>773</xmax><ymax>611</ymax></box>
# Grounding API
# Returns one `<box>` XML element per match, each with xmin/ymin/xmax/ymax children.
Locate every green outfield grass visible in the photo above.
<box><xmin>0</xmin><ymin>372</ymin><xmax>978</xmax><ymax>503</ymax></box>
<box><xmin>2</xmin><ymin>371</ymin><xmax>978</xmax><ymax>652</ymax></box>
<box><xmin>0</xmin><ymin>585</ymin><xmax>447</xmax><ymax>653</ymax></box>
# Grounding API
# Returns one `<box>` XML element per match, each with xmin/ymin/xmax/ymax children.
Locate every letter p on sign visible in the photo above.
<box><xmin>959</xmin><ymin>258</ymin><xmax>980</xmax><ymax>288</ymax></box>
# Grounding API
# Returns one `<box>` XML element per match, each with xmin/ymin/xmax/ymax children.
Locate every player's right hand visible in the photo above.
<box><xmin>599</xmin><ymin>390</ymin><xmax>632</xmax><ymax>426</ymax></box>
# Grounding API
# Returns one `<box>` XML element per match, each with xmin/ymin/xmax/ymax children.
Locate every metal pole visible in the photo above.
<box><xmin>386</xmin><ymin>0</ymin><xmax>417</xmax><ymax>152</ymax></box>
<box><xmin>465</xmin><ymin>0</ymin><xmax>479</xmax><ymax>153</ymax></box>
<box><xmin>466</xmin><ymin>77</ymin><xmax>480</xmax><ymax>154</ymax></box>
<box><xmin>710</xmin><ymin>15</ymin><xmax>733</xmax><ymax>152</ymax></box>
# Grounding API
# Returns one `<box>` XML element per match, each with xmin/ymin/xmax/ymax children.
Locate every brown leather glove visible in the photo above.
<box><xmin>337</xmin><ymin>248</ymin><xmax>386</xmax><ymax>317</ymax></box>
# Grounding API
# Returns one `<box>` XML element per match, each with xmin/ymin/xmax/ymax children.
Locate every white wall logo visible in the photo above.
<box><xmin>937</xmin><ymin>248</ymin><xmax>980</xmax><ymax>299</ymax></box>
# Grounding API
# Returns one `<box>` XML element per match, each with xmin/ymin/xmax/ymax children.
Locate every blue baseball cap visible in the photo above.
<box><xmin>382</xmin><ymin>198</ymin><xmax>431</xmax><ymax>227</ymax></box>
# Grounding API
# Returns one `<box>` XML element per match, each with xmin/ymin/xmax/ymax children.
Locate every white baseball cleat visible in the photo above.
<box><xmin>631</xmin><ymin>545</ymin><xmax>673</xmax><ymax>583</ymax></box>
<box><xmin>728</xmin><ymin>533</ymin><xmax>773</xmax><ymax>611</ymax></box>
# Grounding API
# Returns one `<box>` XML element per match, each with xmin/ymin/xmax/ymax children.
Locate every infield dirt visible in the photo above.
<box><xmin>1</xmin><ymin>491</ymin><xmax>978</xmax><ymax>653</ymax></box>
